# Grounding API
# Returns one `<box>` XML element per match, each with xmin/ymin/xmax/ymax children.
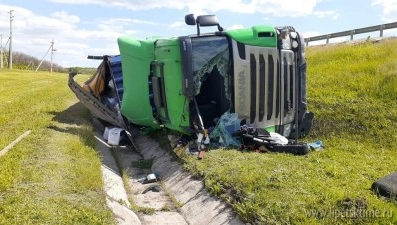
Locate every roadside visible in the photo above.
<box><xmin>0</xmin><ymin>70</ymin><xmax>114</xmax><ymax>225</ymax></box>
<box><xmin>93</xmin><ymin>119</ymin><xmax>243</xmax><ymax>225</ymax></box>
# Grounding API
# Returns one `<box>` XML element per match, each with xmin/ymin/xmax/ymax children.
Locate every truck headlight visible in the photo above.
<box><xmin>280</xmin><ymin>29</ymin><xmax>291</xmax><ymax>49</ymax></box>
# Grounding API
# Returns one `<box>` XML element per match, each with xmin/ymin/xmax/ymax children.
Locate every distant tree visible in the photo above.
<box><xmin>1</xmin><ymin>51</ymin><xmax>95</xmax><ymax>73</ymax></box>
<box><xmin>68</xmin><ymin>67</ymin><xmax>96</xmax><ymax>75</ymax></box>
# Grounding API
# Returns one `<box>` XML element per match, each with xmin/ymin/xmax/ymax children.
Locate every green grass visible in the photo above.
<box><xmin>131</xmin><ymin>159</ymin><xmax>154</xmax><ymax>169</ymax></box>
<box><xmin>177</xmin><ymin>39</ymin><xmax>397</xmax><ymax>224</ymax></box>
<box><xmin>0</xmin><ymin>70</ymin><xmax>114</xmax><ymax>224</ymax></box>
<box><xmin>2</xmin><ymin>39</ymin><xmax>397</xmax><ymax>224</ymax></box>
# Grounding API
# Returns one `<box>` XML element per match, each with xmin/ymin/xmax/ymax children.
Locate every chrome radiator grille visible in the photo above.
<box><xmin>233</xmin><ymin>41</ymin><xmax>296</xmax><ymax>128</ymax></box>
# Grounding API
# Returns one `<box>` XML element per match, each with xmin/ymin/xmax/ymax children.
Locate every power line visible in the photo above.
<box><xmin>35</xmin><ymin>39</ymin><xmax>55</xmax><ymax>72</ymax></box>
<box><xmin>1</xmin><ymin>36</ymin><xmax>11</xmax><ymax>69</ymax></box>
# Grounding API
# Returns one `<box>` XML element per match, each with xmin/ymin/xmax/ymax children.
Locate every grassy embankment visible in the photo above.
<box><xmin>177</xmin><ymin>39</ymin><xmax>397</xmax><ymax>224</ymax></box>
<box><xmin>2</xmin><ymin>38</ymin><xmax>397</xmax><ymax>225</ymax></box>
<box><xmin>0</xmin><ymin>70</ymin><xmax>114</xmax><ymax>224</ymax></box>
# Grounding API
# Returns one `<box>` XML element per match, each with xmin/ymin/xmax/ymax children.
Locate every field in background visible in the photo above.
<box><xmin>176</xmin><ymin>39</ymin><xmax>397</xmax><ymax>224</ymax></box>
<box><xmin>0</xmin><ymin>70</ymin><xmax>114</xmax><ymax>224</ymax></box>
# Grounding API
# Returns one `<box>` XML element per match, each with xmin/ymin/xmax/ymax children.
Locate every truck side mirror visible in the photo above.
<box><xmin>185</xmin><ymin>14</ymin><xmax>196</xmax><ymax>26</ymax></box>
<box><xmin>195</xmin><ymin>15</ymin><xmax>224</xmax><ymax>35</ymax></box>
<box><xmin>196</xmin><ymin>15</ymin><xmax>220</xmax><ymax>27</ymax></box>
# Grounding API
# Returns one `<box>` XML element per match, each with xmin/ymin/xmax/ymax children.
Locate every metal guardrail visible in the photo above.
<box><xmin>304</xmin><ymin>21</ymin><xmax>397</xmax><ymax>46</ymax></box>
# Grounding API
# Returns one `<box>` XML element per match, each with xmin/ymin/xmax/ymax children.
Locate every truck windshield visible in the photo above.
<box><xmin>191</xmin><ymin>36</ymin><xmax>230</xmax><ymax>97</ymax></box>
<box><xmin>191</xmin><ymin>35</ymin><xmax>231</xmax><ymax>127</ymax></box>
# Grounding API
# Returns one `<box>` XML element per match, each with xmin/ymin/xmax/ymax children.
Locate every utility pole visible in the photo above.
<box><xmin>50</xmin><ymin>39</ymin><xmax>56</xmax><ymax>73</ymax></box>
<box><xmin>1</xmin><ymin>34</ymin><xmax>3</xmax><ymax>69</ymax></box>
<box><xmin>9</xmin><ymin>10</ymin><xmax>14</xmax><ymax>70</ymax></box>
<box><xmin>35</xmin><ymin>39</ymin><xmax>55</xmax><ymax>72</ymax></box>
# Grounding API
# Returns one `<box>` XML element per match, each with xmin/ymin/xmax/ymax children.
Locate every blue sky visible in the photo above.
<box><xmin>0</xmin><ymin>0</ymin><xmax>396</xmax><ymax>68</ymax></box>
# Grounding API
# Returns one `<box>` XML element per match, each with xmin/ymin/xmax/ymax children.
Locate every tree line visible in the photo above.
<box><xmin>1</xmin><ymin>51</ymin><xmax>96</xmax><ymax>74</ymax></box>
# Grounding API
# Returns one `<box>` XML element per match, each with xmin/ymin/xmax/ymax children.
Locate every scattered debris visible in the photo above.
<box><xmin>307</xmin><ymin>140</ymin><xmax>324</xmax><ymax>151</ymax></box>
<box><xmin>185</xmin><ymin>143</ymin><xmax>200</xmax><ymax>156</ymax></box>
<box><xmin>203</xmin><ymin>129</ymin><xmax>210</xmax><ymax>144</ymax></box>
<box><xmin>142</xmin><ymin>185</ymin><xmax>162</xmax><ymax>194</ymax></box>
<box><xmin>103</xmin><ymin>127</ymin><xmax>125</xmax><ymax>146</ymax></box>
<box><xmin>372</xmin><ymin>172</ymin><xmax>397</xmax><ymax>200</ymax></box>
<box><xmin>136</xmin><ymin>173</ymin><xmax>148</xmax><ymax>183</ymax></box>
<box><xmin>268</xmin><ymin>132</ymin><xmax>289</xmax><ymax>145</ymax></box>
<box><xmin>168</xmin><ymin>134</ymin><xmax>181</xmax><ymax>148</ymax></box>
<box><xmin>198</xmin><ymin>145</ymin><xmax>205</xmax><ymax>160</ymax></box>
<box><xmin>108</xmin><ymin>128</ymin><xmax>124</xmax><ymax>145</ymax></box>
<box><xmin>167</xmin><ymin>110</ymin><xmax>319</xmax><ymax>157</ymax></box>
<box><xmin>137</xmin><ymin>173</ymin><xmax>159</xmax><ymax>184</ymax></box>
<box><xmin>209</xmin><ymin>112</ymin><xmax>241</xmax><ymax>147</ymax></box>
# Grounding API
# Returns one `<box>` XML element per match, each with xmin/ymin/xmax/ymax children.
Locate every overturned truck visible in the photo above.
<box><xmin>69</xmin><ymin>14</ymin><xmax>314</xmax><ymax>154</ymax></box>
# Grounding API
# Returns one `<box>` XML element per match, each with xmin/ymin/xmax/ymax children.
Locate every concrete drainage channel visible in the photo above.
<box><xmin>93</xmin><ymin>119</ymin><xmax>243</xmax><ymax>225</ymax></box>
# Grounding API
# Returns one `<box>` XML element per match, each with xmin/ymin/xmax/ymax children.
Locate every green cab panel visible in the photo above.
<box><xmin>153</xmin><ymin>38</ymin><xmax>190</xmax><ymax>133</ymax></box>
<box><xmin>226</xmin><ymin>25</ymin><xmax>277</xmax><ymax>47</ymax></box>
<box><xmin>117</xmin><ymin>36</ymin><xmax>159</xmax><ymax>128</ymax></box>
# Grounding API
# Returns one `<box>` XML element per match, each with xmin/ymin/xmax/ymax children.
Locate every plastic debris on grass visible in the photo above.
<box><xmin>307</xmin><ymin>140</ymin><xmax>324</xmax><ymax>151</ymax></box>
<box><xmin>209</xmin><ymin>112</ymin><xmax>241</xmax><ymax>147</ymax></box>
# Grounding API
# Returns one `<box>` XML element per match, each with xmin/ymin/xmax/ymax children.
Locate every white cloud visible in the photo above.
<box><xmin>226</xmin><ymin>24</ymin><xmax>244</xmax><ymax>30</ymax></box>
<box><xmin>332</xmin><ymin>14</ymin><xmax>340</xmax><ymax>20</ymax></box>
<box><xmin>0</xmin><ymin>3</ymin><xmax>157</xmax><ymax>67</ymax></box>
<box><xmin>51</xmin><ymin>11</ymin><xmax>80</xmax><ymax>23</ymax></box>
<box><xmin>302</xmin><ymin>31</ymin><xmax>324</xmax><ymax>45</ymax></box>
<box><xmin>302</xmin><ymin>31</ymin><xmax>322</xmax><ymax>39</ymax></box>
<box><xmin>100</xmin><ymin>18</ymin><xmax>160</xmax><ymax>27</ymax></box>
<box><xmin>170</xmin><ymin>21</ymin><xmax>185</xmax><ymax>29</ymax></box>
<box><xmin>372</xmin><ymin>0</ymin><xmax>397</xmax><ymax>22</ymax></box>
<box><xmin>0</xmin><ymin>0</ymin><xmax>344</xmax><ymax>67</ymax></box>
<box><xmin>48</xmin><ymin>0</ymin><xmax>326</xmax><ymax>18</ymax></box>
<box><xmin>383</xmin><ymin>28</ymin><xmax>397</xmax><ymax>37</ymax></box>
<box><xmin>0</xmin><ymin>5</ymin><xmax>78</xmax><ymax>40</ymax></box>
<box><xmin>313</xmin><ymin>10</ymin><xmax>340</xmax><ymax>20</ymax></box>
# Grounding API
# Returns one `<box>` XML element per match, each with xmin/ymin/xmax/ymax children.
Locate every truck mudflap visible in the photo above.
<box><xmin>68</xmin><ymin>69</ymin><xmax>138</xmax><ymax>150</ymax></box>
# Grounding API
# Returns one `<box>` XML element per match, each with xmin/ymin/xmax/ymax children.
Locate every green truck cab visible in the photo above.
<box><xmin>69</xmin><ymin>14</ymin><xmax>314</xmax><ymax>153</ymax></box>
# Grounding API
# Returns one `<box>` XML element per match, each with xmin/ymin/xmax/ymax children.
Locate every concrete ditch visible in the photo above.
<box><xmin>94</xmin><ymin>119</ymin><xmax>244</xmax><ymax>225</ymax></box>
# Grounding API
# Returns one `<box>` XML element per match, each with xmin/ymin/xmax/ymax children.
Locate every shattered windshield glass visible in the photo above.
<box><xmin>191</xmin><ymin>36</ymin><xmax>230</xmax><ymax>99</ymax></box>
